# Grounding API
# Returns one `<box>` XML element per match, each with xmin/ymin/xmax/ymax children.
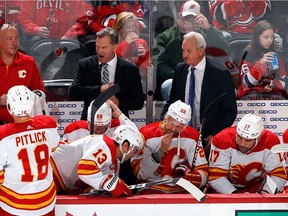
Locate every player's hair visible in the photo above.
<box><xmin>183</xmin><ymin>31</ymin><xmax>206</xmax><ymax>50</ymax></box>
<box><xmin>96</xmin><ymin>27</ymin><xmax>118</xmax><ymax>45</ymax></box>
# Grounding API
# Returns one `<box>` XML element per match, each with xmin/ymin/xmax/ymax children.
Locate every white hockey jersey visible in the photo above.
<box><xmin>77</xmin><ymin>135</ymin><xmax>120</xmax><ymax>191</ymax></box>
<box><xmin>50</xmin><ymin>135</ymin><xmax>98</xmax><ymax>194</ymax></box>
<box><xmin>0</xmin><ymin>115</ymin><xmax>59</xmax><ymax>216</ymax></box>
<box><xmin>132</xmin><ymin>121</ymin><xmax>208</xmax><ymax>193</ymax></box>
<box><xmin>63</xmin><ymin>114</ymin><xmax>135</xmax><ymax>142</ymax></box>
<box><xmin>208</xmin><ymin>126</ymin><xmax>287</xmax><ymax>194</ymax></box>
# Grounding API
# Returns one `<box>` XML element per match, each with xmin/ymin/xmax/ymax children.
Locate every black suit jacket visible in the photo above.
<box><xmin>69</xmin><ymin>55</ymin><xmax>144</xmax><ymax>119</ymax></box>
<box><xmin>162</xmin><ymin>57</ymin><xmax>237</xmax><ymax>145</ymax></box>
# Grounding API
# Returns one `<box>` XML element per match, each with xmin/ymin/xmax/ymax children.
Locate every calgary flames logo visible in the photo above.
<box><xmin>229</xmin><ymin>162</ymin><xmax>263</xmax><ymax>186</ymax></box>
<box><xmin>18</xmin><ymin>70</ymin><xmax>27</xmax><ymax>78</ymax></box>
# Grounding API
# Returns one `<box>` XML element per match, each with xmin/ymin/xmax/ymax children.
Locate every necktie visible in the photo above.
<box><xmin>188</xmin><ymin>68</ymin><xmax>196</xmax><ymax>126</ymax></box>
<box><xmin>101</xmin><ymin>63</ymin><xmax>109</xmax><ymax>84</ymax></box>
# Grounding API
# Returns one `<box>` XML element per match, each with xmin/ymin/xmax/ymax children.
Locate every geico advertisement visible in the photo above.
<box><xmin>48</xmin><ymin>101</ymin><xmax>288</xmax><ymax>139</ymax></box>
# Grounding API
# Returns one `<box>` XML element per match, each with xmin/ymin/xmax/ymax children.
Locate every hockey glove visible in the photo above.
<box><xmin>174</xmin><ymin>164</ymin><xmax>202</xmax><ymax>188</ymax></box>
<box><xmin>102</xmin><ymin>174</ymin><xmax>132</xmax><ymax>197</ymax></box>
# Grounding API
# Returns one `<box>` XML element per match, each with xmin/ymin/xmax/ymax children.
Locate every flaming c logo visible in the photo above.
<box><xmin>18</xmin><ymin>70</ymin><xmax>27</xmax><ymax>78</ymax></box>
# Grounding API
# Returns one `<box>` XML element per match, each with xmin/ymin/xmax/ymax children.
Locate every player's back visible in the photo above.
<box><xmin>0</xmin><ymin>115</ymin><xmax>59</xmax><ymax>215</ymax></box>
<box><xmin>51</xmin><ymin>135</ymin><xmax>95</xmax><ymax>194</ymax></box>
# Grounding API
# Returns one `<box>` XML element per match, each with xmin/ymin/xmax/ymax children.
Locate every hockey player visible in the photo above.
<box><xmin>78</xmin><ymin>125</ymin><xmax>143</xmax><ymax>197</ymax></box>
<box><xmin>278</xmin><ymin>129</ymin><xmax>288</xmax><ymax>193</ymax></box>
<box><xmin>207</xmin><ymin>113</ymin><xmax>287</xmax><ymax>194</ymax></box>
<box><xmin>0</xmin><ymin>85</ymin><xmax>59</xmax><ymax>216</ymax></box>
<box><xmin>51</xmin><ymin>99</ymin><xmax>137</xmax><ymax>194</ymax></box>
<box><xmin>131</xmin><ymin>100</ymin><xmax>208</xmax><ymax>193</ymax></box>
<box><xmin>63</xmin><ymin>99</ymin><xmax>135</xmax><ymax>142</ymax></box>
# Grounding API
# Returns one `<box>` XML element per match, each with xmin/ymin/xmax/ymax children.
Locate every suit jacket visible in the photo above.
<box><xmin>69</xmin><ymin>55</ymin><xmax>144</xmax><ymax>119</ymax></box>
<box><xmin>162</xmin><ymin>57</ymin><xmax>237</xmax><ymax>146</ymax></box>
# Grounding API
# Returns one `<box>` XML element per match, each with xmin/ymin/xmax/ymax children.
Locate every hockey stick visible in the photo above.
<box><xmin>128</xmin><ymin>177</ymin><xmax>180</xmax><ymax>190</ymax></box>
<box><xmin>258</xmin><ymin>175</ymin><xmax>277</xmax><ymax>195</ymax></box>
<box><xmin>191</xmin><ymin>93</ymin><xmax>227</xmax><ymax>170</ymax></box>
<box><xmin>271</xmin><ymin>143</ymin><xmax>288</xmax><ymax>153</ymax></box>
<box><xmin>90</xmin><ymin>84</ymin><xmax>120</xmax><ymax>135</ymax></box>
<box><xmin>265</xmin><ymin>175</ymin><xmax>277</xmax><ymax>194</ymax></box>
<box><xmin>79</xmin><ymin>178</ymin><xmax>180</xmax><ymax>196</ymax></box>
<box><xmin>128</xmin><ymin>177</ymin><xmax>206</xmax><ymax>202</ymax></box>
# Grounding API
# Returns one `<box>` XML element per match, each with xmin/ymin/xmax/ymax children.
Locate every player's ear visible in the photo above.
<box><xmin>122</xmin><ymin>141</ymin><xmax>129</xmax><ymax>153</ymax></box>
<box><xmin>199</xmin><ymin>47</ymin><xmax>205</xmax><ymax>56</ymax></box>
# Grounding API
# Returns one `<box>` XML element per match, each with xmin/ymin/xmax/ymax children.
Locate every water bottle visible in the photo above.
<box><xmin>131</xmin><ymin>42</ymin><xmax>138</xmax><ymax>55</ymax></box>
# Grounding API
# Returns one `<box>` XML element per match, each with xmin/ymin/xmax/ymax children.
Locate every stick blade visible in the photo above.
<box><xmin>266</xmin><ymin>175</ymin><xmax>277</xmax><ymax>194</ymax></box>
<box><xmin>271</xmin><ymin>143</ymin><xmax>288</xmax><ymax>153</ymax></box>
<box><xmin>176</xmin><ymin>178</ymin><xmax>206</xmax><ymax>202</ymax></box>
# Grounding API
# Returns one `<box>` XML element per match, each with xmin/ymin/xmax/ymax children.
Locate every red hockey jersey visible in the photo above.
<box><xmin>209</xmin><ymin>0</ymin><xmax>272</xmax><ymax>33</ymax></box>
<box><xmin>86</xmin><ymin>1</ymin><xmax>145</xmax><ymax>33</ymax></box>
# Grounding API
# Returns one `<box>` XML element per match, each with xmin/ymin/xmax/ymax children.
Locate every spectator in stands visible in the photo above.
<box><xmin>112</xmin><ymin>11</ymin><xmax>150</xmax><ymax>91</ymax></box>
<box><xmin>131</xmin><ymin>100</ymin><xmax>208</xmax><ymax>193</ymax></box>
<box><xmin>0</xmin><ymin>0</ymin><xmax>20</xmax><ymax>25</ymax></box>
<box><xmin>237</xmin><ymin>20</ymin><xmax>288</xmax><ymax>100</ymax></box>
<box><xmin>84</xmin><ymin>0</ymin><xmax>146</xmax><ymax>34</ymax></box>
<box><xmin>154</xmin><ymin>15</ymin><xmax>176</xmax><ymax>38</ymax></box>
<box><xmin>152</xmin><ymin>0</ymin><xmax>231</xmax><ymax>101</ymax></box>
<box><xmin>207</xmin><ymin>114</ymin><xmax>286</xmax><ymax>194</ymax></box>
<box><xmin>18</xmin><ymin>0</ymin><xmax>89</xmax><ymax>51</ymax></box>
<box><xmin>208</xmin><ymin>0</ymin><xmax>272</xmax><ymax>34</ymax></box>
<box><xmin>273</xmin><ymin>15</ymin><xmax>288</xmax><ymax>74</ymax></box>
<box><xmin>161</xmin><ymin>31</ymin><xmax>237</xmax><ymax>158</ymax></box>
<box><xmin>0</xmin><ymin>23</ymin><xmax>45</xmax><ymax>124</ymax></box>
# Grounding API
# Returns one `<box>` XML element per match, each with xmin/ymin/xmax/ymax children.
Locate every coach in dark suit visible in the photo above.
<box><xmin>69</xmin><ymin>27</ymin><xmax>144</xmax><ymax>120</ymax></box>
<box><xmin>69</xmin><ymin>28</ymin><xmax>144</xmax><ymax>186</ymax></box>
<box><xmin>162</xmin><ymin>31</ymin><xmax>237</xmax><ymax>157</ymax></box>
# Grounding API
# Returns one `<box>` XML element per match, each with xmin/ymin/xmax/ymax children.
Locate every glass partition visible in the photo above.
<box><xmin>2</xmin><ymin>0</ymin><xmax>288</xmax><ymax>101</ymax></box>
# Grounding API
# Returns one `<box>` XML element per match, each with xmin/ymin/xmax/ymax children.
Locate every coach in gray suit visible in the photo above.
<box><xmin>162</xmin><ymin>31</ymin><xmax>237</xmax><ymax>157</ymax></box>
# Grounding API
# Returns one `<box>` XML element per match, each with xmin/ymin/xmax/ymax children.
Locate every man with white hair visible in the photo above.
<box><xmin>152</xmin><ymin>0</ymin><xmax>231</xmax><ymax>100</ymax></box>
<box><xmin>131</xmin><ymin>100</ymin><xmax>208</xmax><ymax>194</ymax></box>
<box><xmin>207</xmin><ymin>113</ymin><xmax>287</xmax><ymax>194</ymax></box>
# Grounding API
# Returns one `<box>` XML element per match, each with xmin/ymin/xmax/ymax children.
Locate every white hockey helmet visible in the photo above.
<box><xmin>237</xmin><ymin>114</ymin><xmax>264</xmax><ymax>139</ymax></box>
<box><xmin>7</xmin><ymin>85</ymin><xmax>34</xmax><ymax>117</ymax></box>
<box><xmin>112</xmin><ymin>125</ymin><xmax>143</xmax><ymax>160</ymax></box>
<box><xmin>166</xmin><ymin>100</ymin><xmax>191</xmax><ymax>125</ymax></box>
<box><xmin>87</xmin><ymin>102</ymin><xmax>112</xmax><ymax>126</ymax></box>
